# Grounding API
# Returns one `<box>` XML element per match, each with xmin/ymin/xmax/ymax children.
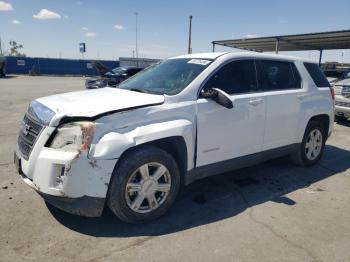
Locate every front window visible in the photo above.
<box><xmin>119</xmin><ymin>58</ymin><xmax>213</xmax><ymax>95</ymax></box>
<box><xmin>203</xmin><ymin>60</ymin><xmax>258</xmax><ymax>95</ymax></box>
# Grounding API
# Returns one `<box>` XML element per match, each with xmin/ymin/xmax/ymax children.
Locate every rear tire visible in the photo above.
<box><xmin>107</xmin><ymin>146</ymin><xmax>180</xmax><ymax>224</ymax></box>
<box><xmin>290</xmin><ymin>121</ymin><xmax>326</xmax><ymax>166</ymax></box>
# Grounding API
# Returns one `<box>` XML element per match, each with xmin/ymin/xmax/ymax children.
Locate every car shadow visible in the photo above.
<box><xmin>47</xmin><ymin>144</ymin><xmax>350</xmax><ymax>237</ymax></box>
<box><xmin>335</xmin><ymin>120</ymin><xmax>350</xmax><ymax>127</ymax></box>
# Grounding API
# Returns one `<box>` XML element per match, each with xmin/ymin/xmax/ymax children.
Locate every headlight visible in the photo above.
<box><xmin>50</xmin><ymin>122</ymin><xmax>96</xmax><ymax>151</ymax></box>
<box><xmin>28</xmin><ymin>101</ymin><xmax>55</xmax><ymax>125</ymax></box>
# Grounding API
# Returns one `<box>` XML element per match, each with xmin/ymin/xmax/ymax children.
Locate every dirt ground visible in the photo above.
<box><xmin>1</xmin><ymin>75</ymin><xmax>350</xmax><ymax>262</ymax></box>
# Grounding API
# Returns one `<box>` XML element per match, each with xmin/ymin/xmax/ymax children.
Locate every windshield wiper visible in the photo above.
<box><xmin>129</xmin><ymin>88</ymin><xmax>148</xmax><ymax>93</ymax></box>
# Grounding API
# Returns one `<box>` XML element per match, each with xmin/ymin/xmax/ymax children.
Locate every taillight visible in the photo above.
<box><xmin>330</xmin><ymin>85</ymin><xmax>335</xmax><ymax>100</ymax></box>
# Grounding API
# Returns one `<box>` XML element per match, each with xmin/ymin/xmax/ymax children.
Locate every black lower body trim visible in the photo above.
<box><xmin>186</xmin><ymin>144</ymin><xmax>299</xmax><ymax>185</ymax></box>
<box><xmin>39</xmin><ymin>193</ymin><xmax>105</xmax><ymax>217</ymax></box>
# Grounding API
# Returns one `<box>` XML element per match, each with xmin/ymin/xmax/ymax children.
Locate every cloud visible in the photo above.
<box><xmin>85</xmin><ymin>32</ymin><xmax>96</xmax><ymax>37</ymax></box>
<box><xmin>81</xmin><ymin>27</ymin><xmax>88</xmax><ymax>31</ymax></box>
<box><xmin>33</xmin><ymin>9</ymin><xmax>61</xmax><ymax>20</ymax></box>
<box><xmin>0</xmin><ymin>1</ymin><xmax>13</xmax><ymax>11</ymax></box>
<box><xmin>245</xmin><ymin>34</ymin><xmax>259</xmax><ymax>39</ymax></box>
<box><xmin>113</xmin><ymin>24</ymin><xmax>124</xmax><ymax>30</ymax></box>
<box><xmin>12</xmin><ymin>20</ymin><xmax>21</xmax><ymax>25</ymax></box>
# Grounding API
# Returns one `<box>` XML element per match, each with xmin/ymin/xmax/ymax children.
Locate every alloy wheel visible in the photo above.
<box><xmin>125</xmin><ymin>162</ymin><xmax>171</xmax><ymax>213</ymax></box>
<box><xmin>305</xmin><ymin>129</ymin><xmax>323</xmax><ymax>161</ymax></box>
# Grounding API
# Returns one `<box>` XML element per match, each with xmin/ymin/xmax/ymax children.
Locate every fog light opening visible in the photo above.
<box><xmin>55</xmin><ymin>165</ymin><xmax>65</xmax><ymax>187</ymax></box>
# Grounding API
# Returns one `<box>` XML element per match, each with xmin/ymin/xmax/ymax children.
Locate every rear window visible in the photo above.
<box><xmin>257</xmin><ymin>60</ymin><xmax>301</xmax><ymax>91</ymax></box>
<box><xmin>304</xmin><ymin>63</ymin><xmax>330</xmax><ymax>87</ymax></box>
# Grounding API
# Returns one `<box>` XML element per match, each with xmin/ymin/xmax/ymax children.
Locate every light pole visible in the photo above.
<box><xmin>135</xmin><ymin>12</ymin><xmax>139</xmax><ymax>67</ymax></box>
<box><xmin>188</xmin><ymin>15</ymin><xmax>193</xmax><ymax>54</ymax></box>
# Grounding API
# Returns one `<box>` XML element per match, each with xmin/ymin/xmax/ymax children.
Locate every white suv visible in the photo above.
<box><xmin>14</xmin><ymin>52</ymin><xmax>334</xmax><ymax>223</ymax></box>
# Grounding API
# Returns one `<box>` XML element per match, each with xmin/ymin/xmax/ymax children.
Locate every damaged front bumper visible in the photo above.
<box><xmin>40</xmin><ymin>193</ymin><xmax>106</xmax><ymax>217</ymax></box>
<box><xmin>14</xmin><ymin>131</ymin><xmax>117</xmax><ymax>217</ymax></box>
<box><xmin>15</xmin><ymin>165</ymin><xmax>105</xmax><ymax>217</ymax></box>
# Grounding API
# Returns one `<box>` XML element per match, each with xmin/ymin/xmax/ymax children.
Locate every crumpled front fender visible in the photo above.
<box><xmin>89</xmin><ymin>119</ymin><xmax>195</xmax><ymax>169</ymax></box>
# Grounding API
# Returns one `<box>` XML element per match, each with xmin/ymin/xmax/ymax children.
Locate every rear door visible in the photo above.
<box><xmin>196</xmin><ymin>59</ymin><xmax>266</xmax><ymax>167</ymax></box>
<box><xmin>256</xmin><ymin>60</ymin><xmax>305</xmax><ymax>150</ymax></box>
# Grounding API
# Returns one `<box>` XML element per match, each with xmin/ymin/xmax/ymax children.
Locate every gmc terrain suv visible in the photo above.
<box><xmin>14</xmin><ymin>52</ymin><xmax>334</xmax><ymax>223</ymax></box>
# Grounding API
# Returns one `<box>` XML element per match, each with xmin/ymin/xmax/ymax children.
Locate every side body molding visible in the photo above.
<box><xmin>90</xmin><ymin>119</ymin><xmax>195</xmax><ymax>170</ymax></box>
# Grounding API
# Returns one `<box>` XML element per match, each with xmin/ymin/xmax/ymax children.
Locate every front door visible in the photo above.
<box><xmin>196</xmin><ymin>59</ymin><xmax>266</xmax><ymax>167</ymax></box>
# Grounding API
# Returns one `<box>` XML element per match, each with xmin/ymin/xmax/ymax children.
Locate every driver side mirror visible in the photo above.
<box><xmin>201</xmin><ymin>88</ymin><xmax>233</xmax><ymax>109</ymax></box>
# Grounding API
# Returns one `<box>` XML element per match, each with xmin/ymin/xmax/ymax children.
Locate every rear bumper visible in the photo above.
<box><xmin>335</xmin><ymin>96</ymin><xmax>350</xmax><ymax>118</ymax></box>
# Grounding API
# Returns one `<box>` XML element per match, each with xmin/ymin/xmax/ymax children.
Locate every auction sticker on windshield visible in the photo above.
<box><xmin>187</xmin><ymin>59</ymin><xmax>211</xmax><ymax>66</ymax></box>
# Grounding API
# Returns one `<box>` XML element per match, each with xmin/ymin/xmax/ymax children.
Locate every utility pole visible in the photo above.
<box><xmin>188</xmin><ymin>15</ymin><xmax>193</xmax><ymax>54</ymax></box>
<box><xmin>135</xmin><ymin>12</ymin><xmax>139</xmax><ymax>67</ymax></box>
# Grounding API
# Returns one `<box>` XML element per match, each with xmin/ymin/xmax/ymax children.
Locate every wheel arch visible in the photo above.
<box><xmin>308</xmin><ymin>114</ymin><xmax>330</xmax><ymax>135</ymax></box>
<box><xmin>297</xmin><ymin>112</ymin><xmax>332</xmax><ymax>143</ymax></box>
<box><xmin>114</xmin><ymin>136</ymin><xmax>188</xmax><ymax>185</ymax></box>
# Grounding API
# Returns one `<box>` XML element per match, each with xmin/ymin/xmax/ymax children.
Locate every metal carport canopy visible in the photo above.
<box><xmin>212</xmin><ymin>30</ymin><xmax>350</xmax><ymax>53</ymax></box>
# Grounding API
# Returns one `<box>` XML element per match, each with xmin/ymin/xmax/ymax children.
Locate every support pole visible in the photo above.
<box><xmin>0</xmin><ymin>34</ymin><xmax>2</xmax><ymax>55</ymax></box>
<box><xmin>135</xmin><ymin>12</ymin><xmax>139</xmax><ymax>67</ymax></box>
<box><xmin>275</xmin><ymin>38</ymin><xmax>280</xmax><ymax>54</ymax></box>
<box><xmin>212</xmin><ymin>42</ymin><xmax>215</xmax><ymax>52</ymax></box>
<box><xmin>319</xmin><ymin>50</ymin><xmax>323</xmax><ymax>65</ymax></box>
<box><xmin>188</xmin><ymin>15</ymin><xmax>193</xmax><ymax>54</ymax></box>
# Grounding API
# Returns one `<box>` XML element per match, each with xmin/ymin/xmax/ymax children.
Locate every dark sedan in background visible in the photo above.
<box><xmin>85</xmin><ymin>65</ymin><xmax>142</xmax><ymax>89</ymax></box>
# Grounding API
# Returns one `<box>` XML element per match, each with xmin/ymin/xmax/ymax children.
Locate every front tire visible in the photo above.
<box><xmin>107</xmin><ymin>146</ymin><xmax>180</xmax><ymax>223</ymax></box>
<box><xmin>290</xmin><ymin>121</ymin><xmax>326</xmax><ymax>166</ymax></box>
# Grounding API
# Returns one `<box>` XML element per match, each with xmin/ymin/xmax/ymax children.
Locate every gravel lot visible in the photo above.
<box><xmin>1</xmin><ymin>75</ymin><xmax>350</xmax><ymax>262</ymax></box>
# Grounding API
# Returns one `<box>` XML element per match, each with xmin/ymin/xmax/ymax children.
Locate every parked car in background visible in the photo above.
<box><xmin>14</xmin><ymin>52</ymin><xmax>334</xmax><ymax>223</ymax></box>
<box><xmin>339</xmin><ymin>70</ymin><xmax>350</xmax><ymax>81</ymax></box>
<box><xmin>324</xmin><ymin>70</ymin><xmax>343</xmax><ymax>84</ymax></box>
<box><xmin>85</xmin><ymin>66</ymin><xmax>143</xmax><ymax>89</ymax></box>
<box><xmin>334</xmin><ymin>78</ymin><xmax>350</xmax><ymax>121</ymax></box>
<box><xmin>324</xmin><ymin>69</ymin><xmax>350</xmax><ymax>84</ymax></box>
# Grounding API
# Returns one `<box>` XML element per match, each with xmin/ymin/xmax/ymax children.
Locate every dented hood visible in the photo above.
<box><xmin>36</xmin><ymin>88</ymin><xmax>164</xmax><ymax>125</ymax></box>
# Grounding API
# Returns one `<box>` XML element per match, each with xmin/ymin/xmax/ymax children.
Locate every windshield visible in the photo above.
<box><xmin>112</xmin><ymin>67</ymin><xmax>127</xmax><ymax>74</ymax></box>
<box><xmin>118</xmin><ymin>58</ymin><xmax>213</xmax><ymax>95</ymax></box>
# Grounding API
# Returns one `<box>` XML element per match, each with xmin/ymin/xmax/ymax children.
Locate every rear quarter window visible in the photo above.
<box><xmin>304</xmin><ymin>62</ymin><xmax>330</xmax><ymax>87</ymax></box>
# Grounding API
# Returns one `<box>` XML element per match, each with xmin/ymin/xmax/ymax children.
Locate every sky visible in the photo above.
<box><xmin>0</xmin><ymin>0</ymin><xmax>349</xmax><ymax>63</ymax></box>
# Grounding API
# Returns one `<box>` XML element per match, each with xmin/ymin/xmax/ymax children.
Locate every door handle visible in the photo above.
<box><xmin>297</xmin><ymin>93</ymin><xmax>307</xmax><ymax>100</ymax></box>
<box><xmin>249</xmin><ymin>98</ymin><xmax>263</xmax><ymax>106</ymax></box>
